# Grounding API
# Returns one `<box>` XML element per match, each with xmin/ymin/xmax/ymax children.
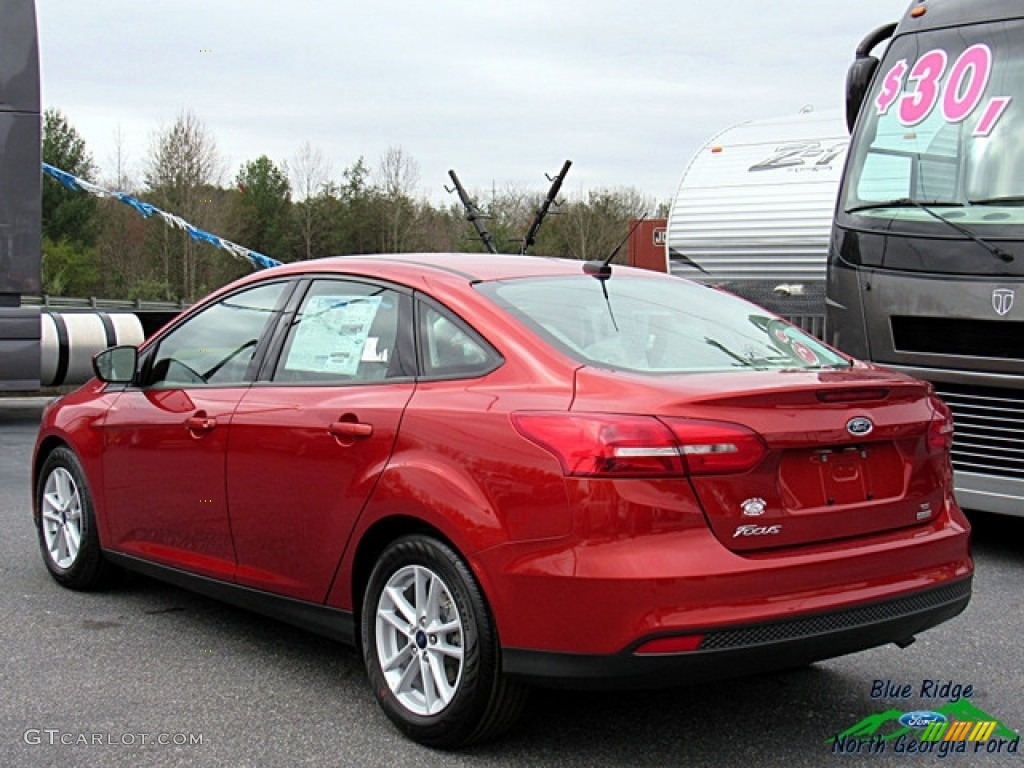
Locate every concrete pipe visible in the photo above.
<box><xmin>40</xmin><ymin>311</ymin><xmax>145</xmax><ymax>387</ymax></box>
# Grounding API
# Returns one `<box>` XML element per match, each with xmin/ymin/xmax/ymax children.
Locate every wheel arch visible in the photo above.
<box><xmin>355</xmin><ymin>521</ymin><xmax>528</xmax><ymax>746</ymax></box>
<box><xmin>348</xmin><ymin>515</ymin><xmax>466</xmax><ymax>642</ymax></box>
<box><xmin>32</xmin><ymin>436</ymin><xmax>69</xmax><ymax>511</ymax></box>
<box><xmin>33</xmin><ymin>435</ymin><xmax>110</xmax><ymax>548</ymax></box>
<box><xmin>32</xmin><ymin>436</ymin><xmax>118</xmax><ymax>590</ymax></box>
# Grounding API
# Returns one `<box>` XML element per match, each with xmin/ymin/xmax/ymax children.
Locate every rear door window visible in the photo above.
<box><xmin>272</xmin><ymin>279</ymin><xmax>411</xmax><ymax>384</ymax></box>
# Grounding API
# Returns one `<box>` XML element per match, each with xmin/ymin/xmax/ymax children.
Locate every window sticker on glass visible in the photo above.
<box><xmin>286</xmin><ymin>295</ymin><xmax>382</xmax><ymax>375</ymax></box>
<box><xmin>874</xmin><ymin>44</ymin><xmax>1012</xmax><ymax>137</ymax></box>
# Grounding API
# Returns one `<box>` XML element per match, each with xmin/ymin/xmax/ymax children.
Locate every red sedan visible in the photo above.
<box><xmin>33</xmin><ymin>253</ymin><xmax>971</xmax><ymax>747</ymax></box>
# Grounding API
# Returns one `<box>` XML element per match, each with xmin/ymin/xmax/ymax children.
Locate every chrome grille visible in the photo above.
<box><xmin>932</xmin><ymin>383</ymin><xmax>1024</xmax><ymax>480</ymax></box>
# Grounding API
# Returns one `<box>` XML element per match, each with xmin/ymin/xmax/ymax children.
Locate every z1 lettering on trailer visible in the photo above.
<box><xmin>874</xmin><ymin>44</ymin><xmax>1012</xmax><ymax>137</ymax></box>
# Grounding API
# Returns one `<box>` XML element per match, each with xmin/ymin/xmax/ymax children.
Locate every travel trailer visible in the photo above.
<box><xmin>666</xmin><ymin>108</ymin><xmax>848</xmax><ymax>335</ymax></box>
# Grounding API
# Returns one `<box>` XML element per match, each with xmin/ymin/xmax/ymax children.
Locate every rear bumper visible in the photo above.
<box><xmin>503</xmin><ymin>576</ymin><xmax>971</xmax><ymax>689</ymax></box>
<box><xmin>477</xmin><ymin>503</ymin><xmax>971</xmax><ymax>654</ymax></box>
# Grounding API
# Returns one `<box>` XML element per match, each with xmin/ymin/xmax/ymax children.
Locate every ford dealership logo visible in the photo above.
<box><xmin>847</xmin><ymin>417</ymin><xmax>874</xmax><ymax>437</ymax></box>
<box><xmin>898</xmin><ymin>711</ymin><xmax>948</xmax><ymax>729</ymax></box>
<box><xmin>993</xmin><ymin>288</ymin><xmax>1015</xmax><ymax>317</ymax></box>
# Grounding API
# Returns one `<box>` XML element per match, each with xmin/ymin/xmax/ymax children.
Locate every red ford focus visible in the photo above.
<box><xmin>32</xmin><ymin>253</ymin><xmax>972</xmax><ymax>747</ymax></box>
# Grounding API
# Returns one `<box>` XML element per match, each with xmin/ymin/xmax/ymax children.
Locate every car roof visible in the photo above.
<box><xmin>253</xmin><ymin>252</ymin><xmax>647</xmax><ymax>285</ymax></box>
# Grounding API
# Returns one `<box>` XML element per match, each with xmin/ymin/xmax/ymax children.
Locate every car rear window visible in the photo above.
<box><xmin>476</xmin><ymin>274</ymin><xmax>849</xmax><ymax>374</ymax></box>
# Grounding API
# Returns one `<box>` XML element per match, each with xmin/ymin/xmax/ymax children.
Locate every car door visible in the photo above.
<box><xmin>100</xmin><ymin>280</ymin><xmax>291</xmax><ymax>580</ymax></box>
<box><xmin>226</xmin><ymin>278</ymin><xmax>416</xmax><ymax>602</ymax></box>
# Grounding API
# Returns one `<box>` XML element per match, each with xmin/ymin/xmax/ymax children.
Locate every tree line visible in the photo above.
<box><xmin>42</xmin><ymin>108</ymin><xmax>663</xmax><ymax>303</ymax></box>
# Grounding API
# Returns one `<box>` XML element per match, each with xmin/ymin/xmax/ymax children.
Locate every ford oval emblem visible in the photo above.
<box><xmin>847</xmin><ymin>417</ymin><xmax>874</xmax><ymax>437</ymax></box>
<box><xmin>898</xmin><ymin>711</ymin><xmax>948</xmax><ymax>729</ymax></box>
<box><xmin>741</xmin><ymin>497</ymin><xmax>767</xmax><ymax>517</ymax></box>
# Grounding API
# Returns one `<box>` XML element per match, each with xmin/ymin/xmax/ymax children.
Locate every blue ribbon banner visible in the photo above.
<box><xmin>42</xmin><ymin>163</ymin><xmax>282</xmax><ymax>270</ymax></box>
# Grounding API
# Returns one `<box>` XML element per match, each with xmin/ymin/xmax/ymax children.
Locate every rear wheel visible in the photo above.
<box><xmin>36</xmin><ymin>446</ymin><xmax>114</xmax><ymax>590</ymax></box>
<box><xmin>361</xmin><ymin>535</ymin><xmax>526</xmax><ymax>748</ymax></box>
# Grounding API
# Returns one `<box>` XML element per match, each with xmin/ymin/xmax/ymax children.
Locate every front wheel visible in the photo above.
<box><xmin>361</xmin><ymin>535</ymin><xmax>526</xmax><ymax>748</ymax></box>
<box><xmin>36</xmin><ymin>446</ymin><xmax>114</xmax><ymax>590</ymax></box>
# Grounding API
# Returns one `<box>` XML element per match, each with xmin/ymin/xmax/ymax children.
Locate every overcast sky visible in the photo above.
<box><xmin>36</xmin><ymin>1</ymin><xmax>905</xmax><ymax>206</ymax></box>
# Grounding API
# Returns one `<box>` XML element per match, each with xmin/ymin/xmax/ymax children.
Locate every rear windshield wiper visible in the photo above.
<box><xmin>846</xmin><ymin>198</ymin><xmax>1013</xmax><ymax>263</ymax></box>
<box><xmin>703</xmin><ymin>337</ymin><xmax>754</xmax><ymax>368</ymax></box>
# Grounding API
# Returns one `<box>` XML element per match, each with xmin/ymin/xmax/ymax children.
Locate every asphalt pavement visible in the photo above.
<box><xmin>0</xmin><ymin>396</ymin><xmax>1021</xmax><ymax>767</ymax></box>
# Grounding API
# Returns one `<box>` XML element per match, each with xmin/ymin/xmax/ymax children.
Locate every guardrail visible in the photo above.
<box><xmin>22</xmin><ymin>295</ymin><xmax>189</xmax><ymax>311</ymax></box>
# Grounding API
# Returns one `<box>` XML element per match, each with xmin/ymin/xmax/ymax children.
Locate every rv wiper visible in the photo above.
<box><xmin>969</xmin><ymin>196</ymin><xmax>1024</xmax><ymax>206</ymax></box>
<box><xmin>847</xmin><ymin>198</ymin><xmax>1013</xmax><ymax>263</ymax></box>
<box><xmin>845</xmin><ymin>198</ymin><xmax>961</xmax><ymax>213</ymax></box>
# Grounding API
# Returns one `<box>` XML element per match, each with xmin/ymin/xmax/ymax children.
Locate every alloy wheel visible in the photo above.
<box><xmin>41</xmin><ymin>466</ymin><xmax>83</xmax><ymax>569</ymax></box>
<box><xmin>374</xmin><ymin>564</ymin><xmax>465</xmax><ymax>716</ymax></box>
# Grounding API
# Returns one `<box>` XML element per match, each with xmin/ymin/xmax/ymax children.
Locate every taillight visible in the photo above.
<box><xmin>661</xmin><ymin>418</ymin><xmax>766</xmax><ymax>475</ymax></box>
<box><xmin>511</xmin><ymin>413</ymin><xmax>685</xmax><ymax>477</ymax></box>
<box><xmin>927</xmin><ymin>396</ymin><xmax>955</xmax><ymax>453</ymax></box>
<box><xmin>511</xmin><ymin>412</ymin><xmax>765</xmax><ymax>478</ymax></box>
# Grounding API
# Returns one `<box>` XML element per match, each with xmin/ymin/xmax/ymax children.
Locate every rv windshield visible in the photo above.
<box><xmin>841</xmin><ymin>19</ymin><xmax>1024</xmax><ymax>231</ymax></box>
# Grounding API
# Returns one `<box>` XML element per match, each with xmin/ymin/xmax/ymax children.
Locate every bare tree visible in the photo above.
<box><xmin>374</xmin><ymin>145</ymin><xmax>420</xmax><ymax>252</ymax></box>
<box><xmin>95</xmin><ymin>126</ymin><xmax>145</xmax><ymax>295</ymax></box>
<box><xmin>144</xmin><ymin>110</ymin><xmax>223</xmax><ymax>300</ymax></box>
<box><xmin>289</xmin><ymin>141</ymin><xmax>333</xmax><ymax>260</ymax></box>
<box><xmin>486</xmin><ymin>183</ymin><xmax>539</xmax><ymax>253</ymax></box>
<box><xmin>559</xmin><ymin>186</ymin><xmax>653</xmax><ymax>262</ymax></box>
<box><xmin>107</xmin><ymin>125</ymin><xmax>134</xmax><ymax>191</ymax></box>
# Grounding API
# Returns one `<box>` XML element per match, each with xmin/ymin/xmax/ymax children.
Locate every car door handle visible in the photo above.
<box><xmin>185</xmin><ymin>415</ymin><xmax>217</xmax><ymax>433</ymax></box>
<box><xmin>328</xmin><ymin>421</ymin><xmax>373</xmax><ymax>439</ymax></box>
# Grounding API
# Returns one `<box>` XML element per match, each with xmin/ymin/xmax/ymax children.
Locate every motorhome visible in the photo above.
<box><xmin>830</xmin><ymin>0</ymin><xmax>1024</xmax><ymax>517</ymax></box>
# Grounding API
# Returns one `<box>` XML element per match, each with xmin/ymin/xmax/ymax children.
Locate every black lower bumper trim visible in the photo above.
<box><xmin>502</xmin><ymin>577</ymin><xmax>972</xmax><ymax>690</ymax></box>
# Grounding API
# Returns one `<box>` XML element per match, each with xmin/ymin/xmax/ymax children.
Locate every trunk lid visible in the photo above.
<box><xmin>572</xmin><ymin>365</ymin><xmax>950</xmax><ymax>551</ymax></box>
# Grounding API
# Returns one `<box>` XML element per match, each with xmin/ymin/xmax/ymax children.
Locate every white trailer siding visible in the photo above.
<box><xmin>667</xmin><ymin>109</ymin><xmax>848</xmax><ymax>285</ymax></box>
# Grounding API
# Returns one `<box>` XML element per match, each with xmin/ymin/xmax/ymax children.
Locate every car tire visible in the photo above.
<box><xmin>36</xmin><ymin>446</ymin><xmax>115</xmax><ymax>590</ymax></box>
<box><xmin>361</xmin><ymin>534</ymin><xmax>527</xmax><ymax>748</ymax></box>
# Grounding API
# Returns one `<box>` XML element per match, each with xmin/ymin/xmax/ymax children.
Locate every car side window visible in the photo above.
<box><xmin>146</xmin><ymin>282</ymin><xmax>287</xmax><ymax>388</ymax></box>
<box><xmin>417</xmin><ymin>302</ymin><xmax>500</xmax><ymax>378</ymax></box>
<box><xmin>273</xmin><ymin>280</ymin><xmax>407</xmax><ymax>384</ymax></box>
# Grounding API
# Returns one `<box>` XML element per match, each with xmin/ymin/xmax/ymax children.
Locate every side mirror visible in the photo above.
<box><xmin>845</xmin><ymin>22</ymin><xmax>898</xmax><ymax>133</ymax></box>
<box><xmin>93</xmin><ymin>346</ymin><xmax>138</xmax><ymax>384</ymax></box>
<box><xmin>846</xmin><ymin>57</ymin><xmax>879</xmax><ymax>133</ymax></box>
